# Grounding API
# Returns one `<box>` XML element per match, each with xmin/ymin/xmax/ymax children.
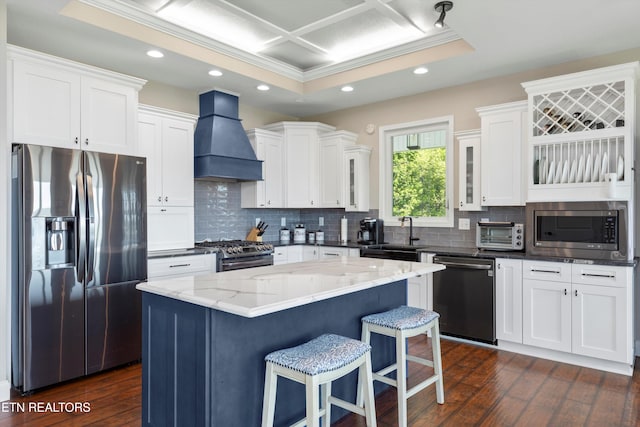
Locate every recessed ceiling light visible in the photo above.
<box><xmin>257</xmin><ymin>84</ymin><xmax>270</xmax><ymax>91</ymax></box>
<box><xmin>208</xmin><ymin>69</ymin><xmax>223</xmax><ymax>77</ymax></box>
<box><xmin>146</xmin><ymin>50</ymin><xmax>164</xmax><ymax>58</ymax></box>
<box><xmin>413</xmin><ymin>67</ymin><xmax>429</xmax><ymax>75</ymax></box>
<box><xmin>341</xmin><ymin>85</ymin><xmax>354</xmax><ymax>92</ymax></box>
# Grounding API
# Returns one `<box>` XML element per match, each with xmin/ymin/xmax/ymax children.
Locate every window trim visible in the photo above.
<box><xmin>379</xmin><ymin>115</ymin><xmax>454</xmax><ymax>228</ymax></box>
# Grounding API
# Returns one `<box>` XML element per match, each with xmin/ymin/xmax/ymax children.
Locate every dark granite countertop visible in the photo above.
<box><xmin>267</xmin><ymin>240</ymin><xmax>364</xmax><ymax>249</ymax></box>
<box><xmin>147</xmin><ymin>247</ymin><xmax>218</xmax><ymax>259</ymax></box>
<box><xmin>148</xmin><ymin>242</ymin><xmax>636</xmax><ymax>267</ymax></box>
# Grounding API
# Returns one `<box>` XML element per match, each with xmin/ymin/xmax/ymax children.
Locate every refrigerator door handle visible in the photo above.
<box><xmin>86</xmin><ymin>174</ymin><xmax>96</xmax><ymax>283</ymax></box>
<box><xmin>76</xmin><ymin>173</ymin><xmax>87</xmax><ymax>282</ymax></box>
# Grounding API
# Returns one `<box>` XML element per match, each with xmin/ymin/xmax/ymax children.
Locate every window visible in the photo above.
<box><xmin>379</xmin><ymin>116</ymin><xmax>454</xmax><ymax>227</ymax></box>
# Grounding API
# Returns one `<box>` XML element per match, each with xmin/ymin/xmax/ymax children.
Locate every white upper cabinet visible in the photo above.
<box><xmin>522</xmin><ymin>62</ymin><xmax>639</xmax><ymax>202</ymax></box>
<box><xmin>9</xmin><ymin>46</ymin><xmax>145</xmax><ymax>155</ymax></box>
<box><xmin>344</xmin><ymin>145</ymin><xmax>372</xmax><ymax>212</ymax></box>
<box><xmin>456</xmin><ymin>129</ymin><xmax>484</xmax><ymax>211</ymax></box>
<box><xmin>138</xmin><ymin>105</ymin><xmax>197</xmax><ymax>251</ymax></box>
<box><xmin>241</xmin><ymin>129</ymin><xmax>284</xmax><ymax>208</ymax></box>
<box><xmin>263</xmin><ymin>122</ymin><xmax>335</xmax><ymax>208</ymax></box>
<box><xmin>138</xmin><ymin>106</ymin><xmax>196</xmax><ymax>207</ymax></box>
<box><xmin>319</xmin><ymin>130</ymin><xmax>357</xmax><ymax>208</ymax></box>
<box><xmin>476</xmin><ymin>101</ymin><xmax>527</xmax><ymax>206</ymax></box>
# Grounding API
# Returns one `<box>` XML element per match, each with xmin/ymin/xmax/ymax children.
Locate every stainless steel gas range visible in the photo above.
<box><xmin>195</xmin><ymin>240</ymin><xmax>274</xmax><ymax>271</ymax></box>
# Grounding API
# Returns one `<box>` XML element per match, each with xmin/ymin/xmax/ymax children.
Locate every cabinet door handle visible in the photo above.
<box><xmin>267</xmin><ymin>200</ymin><xmax>271</xmax><ymax>205</ymax></box>
<box><xmin>75</xmin><ymin>137</ymin><xmax>79</xmax><ymax>144</ymax></box>
<box><xmin>460</xmin><ymin>201</ymin><xmax>463</xmax><ymax>207</ymax></box>
<box><xmin>165</xmin><ymin>196</ymin><xmax>169</xmax><ymax>202</ymax></box>
<box><xmin>530</xmin><ymin>269</ymin><xmax>561</xmax><ymax>274</ymax></box>
<box><xmin>564</xmin><ymin>289</ymin><xmax>567</xmax><ymax>295</ymax></box>
<box><xmin>482</xmin><ymin>196</ymin><xmax>486</xmax><ymax>202</ymax></box>
<box><xmin>160</xmin><ymin>209</ymin><xmax>166</xmax><ymax>212</ymax></box>
<box><xmin>169</xmin><ymin>263</ymin><xmax>191</xmax><ymax>268</ymax></box>
<box><xmin>581</xmin><ymin>273</ymin><xmax>615</xmax><ymax>278</ymax></box>
<box><xmin>158</xmin><ymin>196</ymin><xmax>162</xmax><ymax>202</ymax></box>
<box><xmin>574</xmin><ymin>289</ymin><xmax>578</xmax><ymax>297</ymax></box>
<box><xmin>311</xmin><ymin>200</ymin><xmax>314</xmax><ymax>205</ymax></box>
<box><xmin>85</xmin><ymin>138</ymin><xmax>89</xmax><ymax>145</ymax></box>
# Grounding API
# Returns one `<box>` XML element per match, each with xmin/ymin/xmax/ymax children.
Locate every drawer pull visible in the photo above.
<box><xmin>530</xmin><ymin>269</ymin><xmax>561</xmax><ymax>274</ymax></box>
<box><xmin>581</xmin><ymin>273</ymin><xmax>615</xmax><ymax>278</ymax></box>
<box><xmin>169</xmin><ymin>263</ymin><xmax>191</xmax><ymax>268</ymax></box>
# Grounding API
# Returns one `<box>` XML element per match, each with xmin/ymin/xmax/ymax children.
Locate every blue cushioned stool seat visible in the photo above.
<box><xmin>265</xmin><ymin>333</ymin><xmax>371</xmax><ymax>376</ymax></box>
<box><xmin>361</xmin><ymin>306</ymin><xmax>439</xmax><ymax>330</ymax></box>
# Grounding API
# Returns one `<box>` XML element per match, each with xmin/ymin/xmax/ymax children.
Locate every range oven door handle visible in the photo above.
<box><xmin>221</xmin><ymin>257</ymin><xmax>273</xmax><ymax>271</ymax></box>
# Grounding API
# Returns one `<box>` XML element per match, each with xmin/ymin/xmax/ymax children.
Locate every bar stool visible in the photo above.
<box><xmin>261</xmin><ymin>333</ymin><xmax>377</xmax><ymax>427</ymax></box>
<box><xmin>358</xmin><ymin>306</ymin><xmax>444</xmax><ymax>427</ymax></box>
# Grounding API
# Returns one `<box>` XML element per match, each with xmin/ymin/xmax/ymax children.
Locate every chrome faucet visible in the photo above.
<box><xmin>400</xmin><ymin>216</ymin><xmax>420</xmax><ymax>246</ymax></box>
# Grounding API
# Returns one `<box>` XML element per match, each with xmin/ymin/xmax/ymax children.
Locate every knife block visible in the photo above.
<box><xmin>246</xmin><ymin>228</ymin><xmax>262</xmax><ymax>242</ymax></box>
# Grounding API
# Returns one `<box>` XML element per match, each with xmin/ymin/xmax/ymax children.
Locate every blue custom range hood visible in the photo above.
<box><xmin>194</xmin><ymin>90</ymin><xmax>263</xmax><ymax>181</ymax></box>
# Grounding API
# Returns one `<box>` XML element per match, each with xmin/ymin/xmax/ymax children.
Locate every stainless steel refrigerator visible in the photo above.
<box><xmin>11</xmin><ymin>144</ymin><xmax>147</xmax><ymax>393</ymax></box>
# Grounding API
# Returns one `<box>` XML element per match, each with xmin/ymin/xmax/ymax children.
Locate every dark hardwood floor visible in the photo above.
<box><xmin>1</xmin><ymin>337</ymin><xmax>638</xmax><ymax>426</ymax></box>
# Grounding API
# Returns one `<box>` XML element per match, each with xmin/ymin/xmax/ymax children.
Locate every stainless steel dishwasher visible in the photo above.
<box><xmin>432</xmin><ymin>256</ymin><xmax>496</xmax><ymax>344</ymax></box>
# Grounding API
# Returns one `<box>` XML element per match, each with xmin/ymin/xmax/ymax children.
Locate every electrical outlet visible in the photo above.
<box><xmin>458</xmin><ymin>218</ymin><xmax>470</xmax><ymax>230</ymax></box>
<box><xmin>319</xmin><ymin>217</ymin><xmax>324</xmax><ymax>226</ymax></box>
<box><xmin>281</xmin><ymin>217</ymin><xmax>286</xmax><ymax>227</ymax></box>
<box><xmin>255</xmin><ymin>218</ymin><xmax>261</xmax><ymax>226</ymax></box>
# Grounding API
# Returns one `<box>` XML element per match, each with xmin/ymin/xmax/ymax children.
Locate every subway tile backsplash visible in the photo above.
<box><xmin>194</xmin><ymin>180</ymin><xmax>525</xmax><ymax>246</ymax></box>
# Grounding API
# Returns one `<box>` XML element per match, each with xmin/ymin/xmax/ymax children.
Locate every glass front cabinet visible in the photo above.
<box><xmin>344</xmin><ymin>145</ymin><xmax>372</xmax><ymax>212</ymax></box>
<box><xmin>456</xmin><ymin>129</ymin><xmax>484</xmax><ymax>211</ymax></box>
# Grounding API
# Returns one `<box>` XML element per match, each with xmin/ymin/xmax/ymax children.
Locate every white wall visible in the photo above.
<box><xmin>1</xmin><ymin>0</ymin><xmax>11</xmax><ymax>402</ymax></box>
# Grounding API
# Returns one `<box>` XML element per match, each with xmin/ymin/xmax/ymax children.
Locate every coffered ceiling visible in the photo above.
<box><xmin>6</xmin><ymin>0</ymin><xmax>640</xmax><ymax>117</ymax></box>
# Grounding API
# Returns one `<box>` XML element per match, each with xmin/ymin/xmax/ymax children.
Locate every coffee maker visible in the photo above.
<box><xmin>357</xmin><ymin>218</ymin><xmax>384</xmax><ymax>244</ymax></box>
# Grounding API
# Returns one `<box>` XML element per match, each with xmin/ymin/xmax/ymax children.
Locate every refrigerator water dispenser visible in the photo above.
<box><xmin>45</xmin><ymin>217</ymin><xmax>75</xmax><ymax>267</ymax></box>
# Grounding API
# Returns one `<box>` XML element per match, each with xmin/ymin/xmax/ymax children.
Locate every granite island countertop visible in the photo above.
<box><xmin>137</xmin><ymin>257</ymin><xmax>445</xmax><ymax>318</ymax></box>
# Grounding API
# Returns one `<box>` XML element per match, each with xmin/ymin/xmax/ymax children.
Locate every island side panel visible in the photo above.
<box><xmin>141</xmin><ymin>279</ymin><xmax>406</xmax><ymax>426</ymax></box>
<box><xmin>142</xmin><ymin>293</ymin><xmax>211</xmax><ymax>427</ymax></box>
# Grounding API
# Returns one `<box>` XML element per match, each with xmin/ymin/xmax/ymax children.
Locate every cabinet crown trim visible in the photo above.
<box><xmin>139</xmin><ymin>104</ymin><xmax>198</xmax><ymax>122</ymax></box>
<box><xmin>454</xmin><ymin>129</ymin><xmax>481</xmax><ymax>138</ymax></box>
<box><xmin>476</xmin><ymin>100</ymin><xmax>527</xmax><ymax>115</ymax></box>
<box><xmin>8</xmin><ymin>44</ymin><xmax>147</xmax><ymax>89</ymax></box>
<box><xmin>263</xmin><ymin>121</ymin><xmax>336</xmax><ymax>133</ymax></box>
<box><xmin>521</xmin><ymin>61</ymin><xmax>640</xmax><ymax>93</ymax></box>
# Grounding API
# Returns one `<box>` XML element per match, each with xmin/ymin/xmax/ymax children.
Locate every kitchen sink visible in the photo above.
<box><xmin>360</xmin><ymin>244</ymin><xmax>430</xmax><ymax>261</ymax></box>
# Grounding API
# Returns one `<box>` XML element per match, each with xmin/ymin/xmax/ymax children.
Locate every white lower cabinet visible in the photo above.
<box><xmin>147</xmin><ymin>253</ymin><xmax>216</xmax><ymax>279</ymax></box>
<box><xmin>274</xmin><ymin>245</ymin><xmax>358</xmax><ymax>264</ymax></box>
<box><xmin>495</xmin><ymin>258</ymin><xmax>523</xmax><ymax>343</ymax></box>
<box><xmin>273</xmin><ymin>247</ymin><xmax>289</xmax><ymax>265</ymax></box>
<box><xmin>407</xmin><ymin>253</ymin><xmax>434</xmax><ymax>310</ymax></box>
<box><xmin>318</xmin><ymin>247</ymin><xmax>348</xmax><ymax>258</ymax></box>
<box><xmin>521</xmin><ymin>260</ymin><xmax>633</xmax><ymax>364</ymax></box>
<box><xmin>303</xmin><ymin>246</ymin><xmax>319</xmax><ymax>261</ymax></box>
<box><xmin>273</xmin><ymin>246</ymin><xmax>303</xmax><ymax>265</ymax></box>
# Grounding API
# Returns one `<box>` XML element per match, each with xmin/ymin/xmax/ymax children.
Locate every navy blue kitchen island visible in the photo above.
<box><xmin>137</xmin><ymin>257</ymin><xmax>445</xmax><ymax>426</ymax></box>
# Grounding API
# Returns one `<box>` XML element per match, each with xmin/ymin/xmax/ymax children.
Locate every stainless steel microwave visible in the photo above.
<box><xmin>525</xmin><ymin>201</ymin><xmax>629</xmax><ymax>261</ymax></box>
